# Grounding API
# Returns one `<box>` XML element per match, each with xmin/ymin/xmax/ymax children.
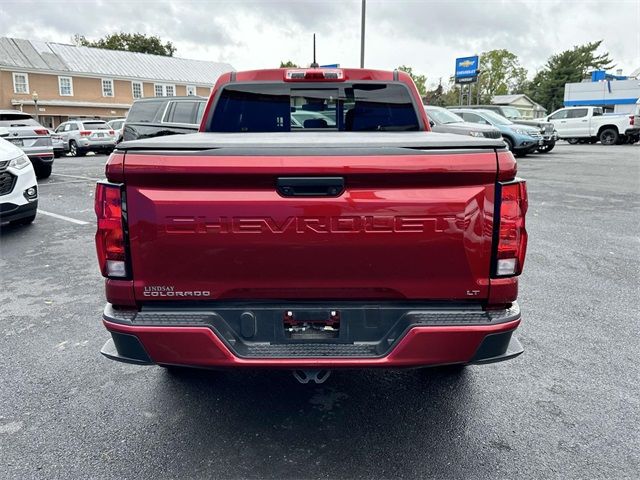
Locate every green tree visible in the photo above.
<box><xmin>471</xmin><ymin>49</ymin><xmax>527</xmax><ymax>104</ymax></box>
<box><xmin>280</xmin><ymin>60</ymin><xmax>300</xmax><ymax>68</ymax></box>
<box><xmin>526</xmin><ymin>40</ymin><xmax>614</xmax><ymax>112</ymax></box>
<box><xmin>74</xmin><ymin>33</ymin><xmax>176</xmax><ymax>56</ymax></box>
<box><xmin>397</xmin><ymin>65</ymin><xmax>427</xmax><ymax>98</ymax></box>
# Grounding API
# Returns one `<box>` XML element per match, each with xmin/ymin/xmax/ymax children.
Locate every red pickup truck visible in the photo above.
<box><xmin>96</xmin><ymin>68</ymin><xmax>528</xmax><ymax>384</ymax></box>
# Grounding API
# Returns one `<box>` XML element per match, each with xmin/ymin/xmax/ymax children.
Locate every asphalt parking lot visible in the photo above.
<box><xmin>1</xmin><ymin>144</ymin><xmax>639</xmax><ymax>479</ymax></box>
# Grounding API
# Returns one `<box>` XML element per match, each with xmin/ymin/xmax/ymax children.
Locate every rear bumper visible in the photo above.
<box><xmin>101</xmin><ymin>302</ymin><xmax>523</xmax><ymax>368</ymax></box>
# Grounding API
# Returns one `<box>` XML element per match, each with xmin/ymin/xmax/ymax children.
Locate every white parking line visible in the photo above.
<box><xmin>51</xmin><ymin>173</ymin><xmax>101</xmax><ymax>181</ymax></box>
<box><xmin>38</xmin><ymin>209</ymin><xmax>90</xmax><ymax>225</ymax></box>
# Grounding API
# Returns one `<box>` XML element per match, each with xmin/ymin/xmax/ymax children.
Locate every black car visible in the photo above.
<box><xmin>122</xmin><ymin>96</ymin><xmax>207</xmax><ymax>142</ymax></box>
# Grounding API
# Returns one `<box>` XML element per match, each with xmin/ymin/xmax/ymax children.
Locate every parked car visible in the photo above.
<box><xmin>291</xmin><ymin>110</ymin><xmax>337</xmax><ymax>129</ymax></box>
<box><xmin>55</xmin><ymin>119</ymin><xmax>116</xmax><ymax>157</ymax></box>
<box><xmin>544</xmin><ymin>106</ymin><xmax>639</xmax><ymax>145</ymax></box>
<box><xmin>452</xmin><ymin>104</ymin><xmax>557</xmax><ymax>152</ymax></box>
<box><xmin>0</xmin><ymin>128</ymin><xmax>38</xmax><ymax>227</ymax></box>
<box><xmin>122</xmin><ymin>96</ymin><xmax>206</xmax><ymax>141</ymax></box>
<box><xmin>98</xmin><ymin>68</ymin><xmax>528</xmax><ymax>384</ymax></box>
<box><xmin>48</xmin><ymin>129</ymin><xmax>66</xmax><ymax>158</ymax></box>
<box><xmin>0</xmin><ymin>110</ymin><xmax>54</xmax><ymax>179</ymax></box>
<box><xmin>424</xmin><ymin>105</ymin><xmax>502</xmax><ymax>138</ymax></box>
<box><xmin>107</xmin><ymin>118</ymin><xmax>126</xmax><ymax>143</ymax></box>
<box><xmin>450</xmin><ymin>108</ymin><xmax>542</xmax><ymax>155</ymax></box>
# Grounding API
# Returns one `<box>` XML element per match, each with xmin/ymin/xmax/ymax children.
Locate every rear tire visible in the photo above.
<box><xmin>567</xmin><ymin>138</ymin><xmax>579</xmax><ymax>145</ymax></box>
<box><xmin>69</xmin><ymin>140</ymin><xmax>78</xmax><ymax>157</ymax></box>
<box><xmin>599</xmin><ymin>128</ymin><xmax>618</xmax><ymax>145</ymax></box>
<box><xmin>35</xmin><ymin>163</ymin><xmax>52</xmax><ymax>179</ymax></box>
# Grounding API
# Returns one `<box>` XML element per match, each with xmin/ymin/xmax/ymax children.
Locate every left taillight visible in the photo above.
<box><xmin>494</xmin><ymin>180</ymin><xmax>528</xmax><ymax>277</ymax></box>
<box><xmin>95</xmin><ymin>182</ymin><xmax>127</xmax><ymax>278</ymax></box>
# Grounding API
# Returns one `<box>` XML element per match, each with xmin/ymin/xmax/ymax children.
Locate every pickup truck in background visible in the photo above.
<box><xmin>122</xmin><ymin>96</ymin><xmax>207</xmax><ymax>142</ymax></box>
<box><xmin>545</xmin><ymin>106</ymin><xmax>639</xmax><ymax>145</ymax></box>
<box><xmin>96</xmin><ymin>68</ymin><xmax>528</xmax><ymax>384</ymax></box>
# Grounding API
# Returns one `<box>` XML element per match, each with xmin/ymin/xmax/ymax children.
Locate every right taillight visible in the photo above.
<box><xmin>494</xmin><ymin>180</ymin><xmax>528</xmax><ymax>277</ymax></box>
<box><xmin>95</xmin><ymin>182</ymin><xmax>127</xmax><ymax>278</ymax></box>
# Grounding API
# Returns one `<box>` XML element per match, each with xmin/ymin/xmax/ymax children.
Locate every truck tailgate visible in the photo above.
<box><xmin>121</xmin><ymin>132</ymin><xmax>501</xmax><ymax>302</ymax></box>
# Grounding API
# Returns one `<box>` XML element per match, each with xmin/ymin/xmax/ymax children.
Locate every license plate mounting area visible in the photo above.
<box><xmin>283</xmin><ymin>310</ymin><xmax>340</xmax><ymax>339</ymax></box>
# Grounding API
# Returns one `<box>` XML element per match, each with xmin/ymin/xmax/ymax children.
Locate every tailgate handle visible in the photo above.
<box><xmin>277</xmin><ymin>177</ymin><xmax>345</xmax><ymax>197</ymax></box>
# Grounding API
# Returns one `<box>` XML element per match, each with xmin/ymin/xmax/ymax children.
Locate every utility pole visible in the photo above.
<box><xmin>360</xmin><ymin>0</ymin><xmax>366</xmax><ymax>68</ymax></box>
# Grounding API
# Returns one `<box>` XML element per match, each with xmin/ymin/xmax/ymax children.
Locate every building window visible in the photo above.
<box><xmin>12</xmin><ymin>73</ymin><xmax>29</xmax><ymax>94</ymax></box>
<box><xmin>102</xmin><ymin>79</ymin><xmax>114</xmax><ymax>97</ymax></box>
<box><xmin>186</xmin><ymin>85</ymin><xmax>196</xmax><ymax>96</ymax></box>
<box><xmin>132</xmin><ymin>81</ymin><xmax>143</xmax><ymax>99</ymax></box>
<box><xmin>59</xmin><ymin>76</ymin><xmax>73</xmax><ymax>96</ymax></box>
<box><xmin>154</xmin><ymin>84</ymin><xmax>176</xmax><ymax>97</ymax></box>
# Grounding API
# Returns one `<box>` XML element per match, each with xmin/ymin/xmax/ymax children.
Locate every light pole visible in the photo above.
<box><xmin>32</xmin><ymin>91</ymin><xmax>39</xmax><ymax>123</ymax></box>
<box><xmin>360</xmin><ymin>0</ymin><xmax>366</xmax><ymax>68</ymax></box>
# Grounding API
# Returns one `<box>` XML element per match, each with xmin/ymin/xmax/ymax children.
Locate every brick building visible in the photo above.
<box><xmin>0</xmin><ymin>37</ymin><xmax>233</xmax><ymax>128</ymax></box>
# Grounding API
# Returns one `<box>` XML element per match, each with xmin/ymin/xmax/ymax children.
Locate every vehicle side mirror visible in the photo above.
<box><xmin>429</xmin><ymin>119</ymin><xmax>435</xmax><ymax>128</ymax></box>
<box><xmin>0</xmin><ymin>127</ymin><xmax>8</xmax><ymax>137</ymax></box>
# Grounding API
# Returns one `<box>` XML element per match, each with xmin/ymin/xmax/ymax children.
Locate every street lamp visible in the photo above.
<box><xmin>32</xmin><ymin>91</ymin><xmax>39</xmax><ymax>123</ymax></box>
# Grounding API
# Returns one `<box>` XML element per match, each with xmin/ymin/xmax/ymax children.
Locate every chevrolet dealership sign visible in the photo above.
<box><xmin>455</xmin><ymin>56</ymin><xmax>479</xmax><ymax>84</ymax></box>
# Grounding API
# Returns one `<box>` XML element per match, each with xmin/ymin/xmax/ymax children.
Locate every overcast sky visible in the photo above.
<box><xmin>1</xmin><ymin>0</ymin><xmax>638</xmax><ymax>88</ymax></box>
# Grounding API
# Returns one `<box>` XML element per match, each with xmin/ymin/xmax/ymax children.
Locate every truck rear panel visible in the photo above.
<box><xmin>119</xmin><ymin>132</ymin><xmax>502</xmax><ymax>303</ymax></box>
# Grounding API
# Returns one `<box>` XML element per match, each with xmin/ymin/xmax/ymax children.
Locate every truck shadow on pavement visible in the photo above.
<box><xmin>140</xmin><ymin>367</ymin><xmax>477</xmax><ymax>478</ymax></box>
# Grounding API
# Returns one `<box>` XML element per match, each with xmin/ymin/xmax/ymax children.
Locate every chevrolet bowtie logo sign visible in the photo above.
<box><xmin>455</xmin><ymin>55</ymin><xmax>479</xmax><ymax>83</ymax></box>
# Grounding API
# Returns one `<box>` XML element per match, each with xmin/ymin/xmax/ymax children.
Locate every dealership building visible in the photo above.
<box><xmin>563</xmin><ymin>69</ymin><xmax>640</xmax><ymax>114</ymax></box>
<box><xmin>0</xmin><ymin>37</ymin><xmax>234</xmax><ymax>128</ymax></box>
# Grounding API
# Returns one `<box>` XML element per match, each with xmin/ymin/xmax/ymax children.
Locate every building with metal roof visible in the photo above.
<box><xmin>0</xmin><ymin>37</ymin><xmax>234</xmax><ymax>128</ymax></box>
<box><xmin>491</xmin><ymin>94</ymin><xmax>547</xmax><ymax>119</ymax></box>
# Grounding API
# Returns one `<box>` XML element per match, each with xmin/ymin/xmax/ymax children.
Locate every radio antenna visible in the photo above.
<box><xmin>310</xmin><ymin>33</ymin><xmax>319</xmax><ymax>68</ymax></box>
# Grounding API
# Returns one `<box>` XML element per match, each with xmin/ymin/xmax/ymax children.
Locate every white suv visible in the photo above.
<box><xmin>0</xmin><ymin>128</ymin><xmax>38</xmax><ymax>226</ymax></box>
<box><xmin>55</xmin><ymin>120</ymin><xmax>116</xmax><ymax>157</ymax></box>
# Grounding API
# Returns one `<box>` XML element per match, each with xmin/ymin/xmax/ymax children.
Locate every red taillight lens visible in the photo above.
<box><xmin>34</xmin><ymin>129</ymin><xmax>48</xmax><ymax>135</ymax></box>
<box><xmin>95</xmin><ymin>183</ymin><xmax>126</xmax><ymax>278</ymax></box>
<box><xmin>80</xmin><ymin>131</ymin><xmax>91</xmax><ymax>136</ymax></box>
<box><xmin>495</xmin><ymin>181</ymin><xmax>528</xmax><ymax>276</ymax></box>
<box><xmin>630</xmin><ymin>115</ymin><xmax>634</xmax><ymax>126</ymax></box>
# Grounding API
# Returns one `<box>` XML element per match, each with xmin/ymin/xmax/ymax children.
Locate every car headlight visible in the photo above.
<box><xmin>8</xmin><ymin>153</ymin><xmax>31</xmax><ymax>170</ymax></box>
<box><xmin>468</xmin><ymin>131</ymin><xmax>483</xmax><ymax>137</ymax></box>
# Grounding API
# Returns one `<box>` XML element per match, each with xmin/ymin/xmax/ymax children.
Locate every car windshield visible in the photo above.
<box><xmin>425</xmin><ymin>107</ymin><xmax>463</xmax><ymax>124</ymax></box>
<box><xmin>207</xmin><ymin>82</ymin><xmax>420</xmax><ymax>132</ymax></box>
<box><xmin>501</xmin><ymin>106</ymin><xmax>522</xmax><ymax>119</ymax></box>
<box><xmin>82</xmin><ymin>122</ymin><xmax>109</xmax><ymax>130</ymax></box>
<box><xmin>0</xmin><ymin>113</ymin><xmax>39</xmax><ymax>127</ymax></box>
<box><xmin>480</xmin><ymin>110</ymin><xmax>513</xmax><ymax>125</ymax></box>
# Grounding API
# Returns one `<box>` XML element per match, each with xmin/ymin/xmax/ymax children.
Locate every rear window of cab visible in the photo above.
<box><xmin>207</xmin><ymin>83</ymin><xmax>421</xmax><ymax>132</ymax></box>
